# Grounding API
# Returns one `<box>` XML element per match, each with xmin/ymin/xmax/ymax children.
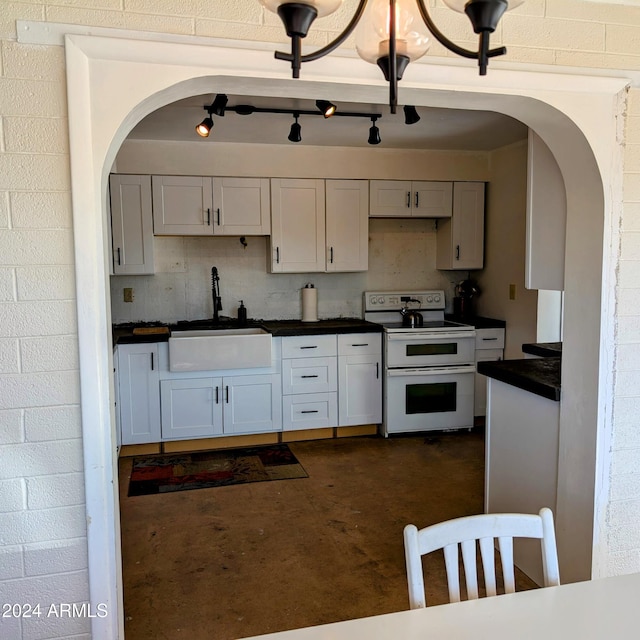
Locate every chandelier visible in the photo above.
<box><xmin>258</xmin><ymin>0</ymin><xmax>523</xmax><ymax>113</ymax></box>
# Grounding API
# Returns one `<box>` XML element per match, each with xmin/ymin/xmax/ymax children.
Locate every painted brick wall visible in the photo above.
<box><xmin>1</xmin><ymin>0</ymin><xmax>640</xmax><ymax>637</ymax></box>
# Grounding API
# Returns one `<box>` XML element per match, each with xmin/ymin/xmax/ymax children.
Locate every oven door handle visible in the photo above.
<box><xmin>387</xmin><ymin>331</ymin><xmax>476</xmax><ymax>341</ymax></box>
<box><xmin>387</xmin><ymin>365</ymin><xmax>476</xmax><ymax>376</ymax></box>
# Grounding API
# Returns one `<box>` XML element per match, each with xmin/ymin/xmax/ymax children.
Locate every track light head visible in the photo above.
<box><xmin>195</xmin><ymin>114</ymin><xmax>214</xmax><ymax>138</ymax></box>
<box><xmin>288</xmin><ymin>113</ymin><xmax>302</xmax><ymax>143</ymax></box>
<box><xmin>368</xmin><ymin>116</ymin><xmax>381</xmax><ymax>145</ymax></box>
<box><xmin>211</xmin><ymin>94</ymin><xmax>228</xmax><ymax>116</ymax></box>
<box><xmin>403</xmin><ymin>105</ymin><xmax>421</xmax><ymax>125</ymax></box>
<box><xmin>316</xmin><ymin>99</ymin><xmax>337</xmax><ymax>118</ymax></box>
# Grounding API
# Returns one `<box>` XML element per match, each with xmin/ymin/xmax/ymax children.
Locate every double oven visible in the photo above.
<box><xmin>364</xmin><ymin>291</ymin><xmax>476</xmax><ymax>436</ymax></box>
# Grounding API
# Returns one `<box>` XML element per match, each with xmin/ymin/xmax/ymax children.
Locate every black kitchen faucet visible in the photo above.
<box><xmin>211</xmin><ymin>266</ymin><xmax>222</xmax><ymax>323</ymax></box>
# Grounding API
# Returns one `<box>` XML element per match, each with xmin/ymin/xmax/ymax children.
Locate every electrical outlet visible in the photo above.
<box><xmin>123</xmin><ymin>288</ymin><xmax>134</xmax><ymax>303</ymax></box>
<box><xmin>509</xmin><ymin>284</ymin><xmax>516</xmax><ymax>300</ymax></box>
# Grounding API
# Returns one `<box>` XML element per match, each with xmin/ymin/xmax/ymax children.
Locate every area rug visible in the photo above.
<box><xmin>127</xmin><ymin>444</ymin><xmax>308</xmax><ymax>496</ymax></box>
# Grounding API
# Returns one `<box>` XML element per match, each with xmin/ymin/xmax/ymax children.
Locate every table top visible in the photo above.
<box><xmin>240</xmin><ymin>573</ymin><xmax>640</xmax><ymax>640</ymax></box>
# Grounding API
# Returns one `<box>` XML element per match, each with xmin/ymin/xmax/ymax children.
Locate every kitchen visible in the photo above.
<box><xmin>108</xmin><ymin>91</ymin><xmax>556</xmax><ymax>628</ymax></box>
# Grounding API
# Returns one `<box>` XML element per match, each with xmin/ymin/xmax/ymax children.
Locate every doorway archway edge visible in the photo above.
<box><xmin>64</xmin><ymin>32</ymin><xmax>627</xmax><ymax>638</ymax></box>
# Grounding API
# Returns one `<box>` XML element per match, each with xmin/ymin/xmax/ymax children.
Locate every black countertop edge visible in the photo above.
<box><xmin>114</xmin><ymin>318</ymin><xmax>382</xmax><ymax>344</ymax></box>
<box><xmin>445</xmin><ymin>315</ymin><xmax>506</xmax><ymax>329</ymax></box>
<box><xmin>522</xmin><ymin>342</ymin><xmax>563</xmax><ymax>358</ymax></box>
<box><xmin>477</xmin><ymin>357</ymin><xmax>561</xmax><ymax>402</ymax></box>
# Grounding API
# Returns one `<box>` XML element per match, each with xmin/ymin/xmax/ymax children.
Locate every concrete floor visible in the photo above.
<box><xmin>118</xmin><ymin>430</ymin><xmax>536</xmax><ymax>640</ymax></box>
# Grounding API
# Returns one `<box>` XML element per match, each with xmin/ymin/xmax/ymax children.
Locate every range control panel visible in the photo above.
<box><xmin>363</xmin><ymin>290</ymin><xmax>445</xmax><ymax>311</ymax></box>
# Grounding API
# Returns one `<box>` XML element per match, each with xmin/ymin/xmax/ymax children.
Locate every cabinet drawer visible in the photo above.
<box><xmin>282</xmin><ymin>357</ymin><xmax>337</xmax><ymax>395</ymax></box>
<box><xmin>282</xmin><ymin>334</ymin><xmax>337</xmax><ymax>358</ymax></box>
<box><xmin>338</xmin><ymin>333</ymin><xmax>381</xmax><ymax>356</ymax></box>
<box><xmin>283</xmin><ymin>393</ymin><xmax>337</xmax><ymax>431</ymax></box>
<box><xmin>475</xmin><ymin>328</ymin><xmax>505</xmax><ymax>350</ymax></box>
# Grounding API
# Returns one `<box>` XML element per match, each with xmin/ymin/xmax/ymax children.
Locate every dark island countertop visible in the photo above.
<box><xmin>522</xmin><ymin>342</ymin><xmax>562</xmax><ymax>358</ymax></box>
<box><xmin>477</xmin><ymin>357</ymin><xmax>561</xmax><ymax>402</ymax></box>
<box><xmin>114</xmin><ymin>317</ymin><xmax>382</xmax><ymax>344</ymax></box>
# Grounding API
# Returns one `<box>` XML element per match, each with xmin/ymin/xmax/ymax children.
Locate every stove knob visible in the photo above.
<box><xmin>426</xmin><ymin>295</ymin><xmax>433</xmax><ymax>303</ymax></box>
<box><xmin>377</xmin><ymin>296</ymin><xmax>385</xmax><ymax>304</ymax></box>
<box><xmin>370</xmin><ymin>296</ymin><xmax>377</xmax><ymax>305</ymax></box>
<box><xmin>434</xmin><ymin>294</ymin><xmax>441</xmax><ymax>303</ymax></box>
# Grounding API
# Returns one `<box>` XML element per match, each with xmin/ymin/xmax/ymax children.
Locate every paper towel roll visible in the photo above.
<box><xmin>301</xmin><ymin>285</ymin><xmax>318</xmax><ymax>322</ymax></box>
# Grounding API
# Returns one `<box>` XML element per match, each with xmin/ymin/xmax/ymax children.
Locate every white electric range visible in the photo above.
<box><xmin>363</xmin><ymin>290</ymin><xmax>476</xmax><ymax>436</ymax></box>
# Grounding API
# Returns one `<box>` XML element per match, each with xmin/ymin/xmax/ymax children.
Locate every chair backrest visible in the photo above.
<box><xmin>403</xmin><ymin>507</ymin><xmax>560</xmax><ymax>609</ymax></box>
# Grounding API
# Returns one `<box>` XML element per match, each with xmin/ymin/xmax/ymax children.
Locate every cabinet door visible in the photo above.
<box><xmin>369</xmin><ymin>180</ymin><xmax>412</xmax><ymax>217</ymax></box>
<box><xmin>325</xmin><ymin>180</ymin><xmax>369</xmax><ymax>272</ymax></box>
<box><xmin>413</xmin><ymin>181</ymin><xmax>453</xmax><ymax>218</ymax></box>
<box><xmin>436</xmin><ymin>182</ymin><xmax>485</xmax><ymax>270</ymax></box>
<box><xmin>117</xmin><ymin>344</ymin><xmax>161</xmax><ymax>445</ymax></box>
<box><xmin>213</xmin><ymin>177</ymin><xmax>270</xmax><ymax>236</ymax></box>
<box><xmin>475</xmin><ymin>348</ymin><xmax>503</xmax><ymax>417</ymax></box>
<box><xmin>152</xmin><ymin>175</ymin><xmax>213</xmax><ymax>235</ymax></box>
<box><xmin>160</xmin><ymin>377</ymin><xmax>223</xmax><ymax>440</ymax></box>
<box><xmin>338</xmin><ymin>354</ymin><xmax>382</xmax><ymax>426</ymax></box>
<box><xmin>109</xmin><ymin>174</ymin><xmax>155</xmax><ymax>275</ymax></box>
<box><xmin>525</xmin><ymin>130</ymin><xmax>566</xmax><ymax>291</ymax></box>
<box><xmin>223</xmin><ymin>374</ymin><xmax>282</xmax><ymax>434</ymax></box>
<box><xmin>270</xmin><ymin>179</ymin><xmax>325</xmax><ymax>272</ymax></box>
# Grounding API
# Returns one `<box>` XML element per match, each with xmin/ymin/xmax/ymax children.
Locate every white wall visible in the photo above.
<box><xmin>476</xmin><ymin>140</ymin><xmax>538</xmax><ymax>359</ymax></box>
<box><xmin>110</xmin><ymin>140</ymin><xmax>490</xmax><ymax>323</ymax></box>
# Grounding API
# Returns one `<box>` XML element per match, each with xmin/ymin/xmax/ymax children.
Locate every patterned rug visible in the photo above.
<box><xmin>127</xmin><ymin>444</ymin><xmax>308</xmax><ymax>496</ymax></box>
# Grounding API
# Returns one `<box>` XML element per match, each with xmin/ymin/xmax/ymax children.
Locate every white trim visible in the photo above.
<box><xmin>63</xmin><ymin>32</ymin><xmax>627</xmax><ymax>638</ymax></box>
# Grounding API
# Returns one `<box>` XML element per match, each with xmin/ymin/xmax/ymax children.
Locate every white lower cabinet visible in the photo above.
<box><xmin>281</xmin><ymin>335</ymin><xmax>338</xmax><ymax>431</ymax></box>
<box><xmin>337</xmin><ymin>334</ymin><xmax>382</xmax><ymax>426</ymax></box>
<box><xmin>160</xmin><ymin>374</ymin><xmax>281</xmax><ymax>439</ymax></box>
<box><xmin>474</xmin><ymin>328</ymin><xmax>505</xmax><ymax>417</ymax></box>
<box><xmin>117</xmin><ymin>343</ymin><xmax>161</xmax><ymax>445</ymax></box>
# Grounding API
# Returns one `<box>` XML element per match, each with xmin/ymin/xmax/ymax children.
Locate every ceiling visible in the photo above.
<box><xmin>128</xmin><ymin>94</ymin><xmax>528</xmax><ymax>151</ymax></box>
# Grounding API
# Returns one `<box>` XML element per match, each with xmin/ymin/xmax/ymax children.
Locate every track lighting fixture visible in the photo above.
<box><xmin>210</xmin><ymin>93</ymin><xmax>228</xmax><ymax>116</ymax></box>
<box><xmin>288</xmin><ymin>113</ymin><xmax>302</xmax><ymax>142</ymax></box>
<box><xmin>316</xmin><ymin>99</ymin><xmax>337</xmax><ymax>118</ymax></box>
<box><xmin>368</xmin><ymin>116</ymin><xmax>381</xmax><ymax>145</ymax></box>
<box><xmin>197</xmin><ymin>95</ymin><xmax>382</xmax><ymax>145</ymax></box>
<box><xmin>195</xmin><ymin>110</ymin><xmax>214</xmax><ymax>138</ymax></box>
<box><xmin>259</xmin><ymin>0</ymin><xmax>524</xmax><ymax>113</ymax></box>
<box><xmin>403</xmin><ymin>105</ymin><xmax>420</xmax><ymax>125</ymax></box>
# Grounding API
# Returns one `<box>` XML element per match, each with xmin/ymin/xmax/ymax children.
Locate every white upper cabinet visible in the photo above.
<box><xmin>213</xmin><ymin>177</ymin><xmax>270</xmax><ymax>235</ymax></box>
<box><xmin>325</xmin><ymin>179</ymin><xmax>369</xmax><ymax>272</ymax></box>
<box><xmin>152</xmin><ymin>175</ymin><xmax>270</xmax><ymax>236</ymax></box>
<box><xmin>270</xmin><ymin>178</ymin><xmax>369</xmax><ymax>273</ymax></box>
<box><xmin>270</xmin><ymin>178</ymin><xmax>326</xmax><ymax>273</ymax></box>
<box><xmin>109</xmin><ymin>174</ymin><xmax>155</xmax><ymax>275</ymax></box>
<box><xmin>436</xmin><ymin>182</ymin><xmax>485</xmax><ymax>270</ymax></box>
<box><xmin>525</xmin><ymin>130</ymin><xmax>566</xmax><ymax>291</ymax></box>
<box><xmin>369</xmin><ymin>180</ymin><xmax>453</xmax><ymax>218</ymax></box>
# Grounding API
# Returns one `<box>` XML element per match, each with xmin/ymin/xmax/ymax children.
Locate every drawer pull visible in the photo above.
<box><xmin>300</xmin><ymin>345</ymin><xmax>318</xmax><ymax>349</ymax></box>
<box><xmin>351</xmin><ymin>343</ymin><xmax>369</xmax><ymax>347</ymax></box>
<box><xmin>301</xmin><ymin>374</ymin><xmax>319</xmax><ymax>378</ymax></box>
<box><xmin>482</xmin><ymin>337</ymin><xmax>499</xmax><ymax>341</ymax></box>
<box><xmin>300</xmin><ymin>410</ymin><xmax>319</xmax><ymax>414</ymax></box>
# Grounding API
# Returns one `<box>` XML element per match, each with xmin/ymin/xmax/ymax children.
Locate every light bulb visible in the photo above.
<box><xmin>258</xmin><ymin>0</ymin><xmax>344</xmax><ymax>19</ymax></box>
<box><xmin>355</xmin><ymin>0</ymin><xmax>430</xmax><ymax>66</ymax></box>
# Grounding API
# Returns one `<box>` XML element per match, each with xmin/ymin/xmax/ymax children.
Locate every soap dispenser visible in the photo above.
<box><xmin>237</xmin><ymin>300</ymin><xmax>247</xmax><ymax>327</ymax></box>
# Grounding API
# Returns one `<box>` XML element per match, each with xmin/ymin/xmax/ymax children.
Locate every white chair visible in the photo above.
<box><xmin>403</xmin><ymin>507</ymin><xmax>560</xmax><ymax>609</ymax></box>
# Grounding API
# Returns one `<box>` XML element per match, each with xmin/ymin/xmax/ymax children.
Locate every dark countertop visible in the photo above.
<box><xmin>477</xmin><ymin>357</ymin><xmax>561</xmax><ymax>402</ymax></box>
<box><xmin>113</xmin><ymin>317</ymin><xmax>382</xmax><ymax>344</ymax></box>
<box><xmin>522</xmin><ymin>342</ymin><xmax>563</xmax><ymax>358</ymax></box>
<box><xmin>446</xmin><ymin>315</ymin><xmax>506</xmax><ymax>329</ymax></box>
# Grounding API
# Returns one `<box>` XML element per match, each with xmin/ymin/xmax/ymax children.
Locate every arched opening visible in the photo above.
<box><xmin>65</xmin><ymin>34</ymin><xmax>625</xmax><ymax>637</ymax></box>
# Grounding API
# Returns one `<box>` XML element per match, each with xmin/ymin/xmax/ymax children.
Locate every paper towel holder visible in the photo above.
<box><xmin>301</xmin><ymin>282</ymin><xmax>318</xmax><ymax>323</ymax></box>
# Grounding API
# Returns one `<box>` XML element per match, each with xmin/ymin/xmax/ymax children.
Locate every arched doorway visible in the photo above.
<box><xmin>64</xmin><ymin>33</ymin><xmax>627</xmax><ymax>637</ymax></box>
